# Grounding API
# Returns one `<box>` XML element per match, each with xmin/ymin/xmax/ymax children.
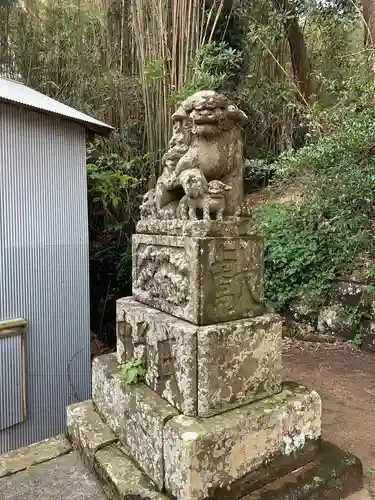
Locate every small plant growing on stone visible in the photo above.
<box><xmin>350</xmin><ymin>332</ymin><xmax>363</xmax><ymax>348</ymax></box>
<box><xmin>121</xmin><ymin>359</ymin><xmax>146</xmax><ymax>385</ymax></box>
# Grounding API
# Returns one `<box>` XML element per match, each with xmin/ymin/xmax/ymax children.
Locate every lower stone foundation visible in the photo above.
<box><xmin>195</xmin><ymin>440</ymin><xmax>319</xmax><ymax>500</ymax></box>
<box><xmin>163</xmin><ymin>385</ymin><xmax>321</xmax><ymax>499</ymax></box>
<box><xmin>67</xmin><ymin>401</ymin><xmax>363</xmax><ymax>500</ymax></box>
<box><xmin>92</xmin><ymin>354</ymin><xmax>178</xmax><ymax>489</ymax></box>
<box><xmin>90</xmin><ymin>354</ymin><xmax>322</xmax><ymax>500</ymax></box>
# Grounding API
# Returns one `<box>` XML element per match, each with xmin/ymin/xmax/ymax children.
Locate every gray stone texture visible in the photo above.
<box><xmin>136</xmin><ymin>218</ymin><xmax>255</xmax><ymax>237</ymax></box>
<box><xmin>116</xmin><ymin>297</ymin><xmax>198</xmax><ymax>416</ymax></box>
<box><xmin>91</xmin><ymin>353</ymin><xmax>178</xmax><ymax>489</ymax></box>
<box><xmin>317</xmin><ymin>303</ymin><xmax>349</xmax><ymax>335</ymax></box>
<box><xmin>65</xmin><ymin>400</ymin><xmax>319</xmax><ymax>500</ymax></box>
<box><xmin>67</xmin><ymin>400</ymin><xmax>117</xmax><ymax>466</ymax></box>
<box><xmin>0</xmin><ymin>435</ymin><xmax>71</xmax><ymax>478</ymax></box>
<box><xmin>336</xmin><ymin>280</ymin><xmax>369</xmax><ymax>306</ymax></box>
<box><xmin>67</xmin><ymin>400</ymin><xmax>170</xmax><ymax>499</ymax></box>
<box><xmin>197</xmin><ymin>313</ymin><xmax>283</xmax><ymax>416</ymax></box>
<box><xmin>117</xmin><ymin>297</ymin><xmax>283</xmax><ymax>417</ymax></box>
<box><xmin>205</xmin><ymin>440</ymin><xmax>319</xmax><ymax>500</ymax></box>
<box><xmin>95</xmin><ymin>444</ymin><xmax>170</xmax><ymax>500</ymax></box>
<box><xmin>243</xmin><ymin>441</ymin><xmax>363</xmax><ymax>500</ymax></box>
<box><xmin>67</xmin><ymin>385</ymin><xmax>322</xmax><ymax>500</ymax></box>
<box><xmin>163</xmin><ymin>383</ymin><xmax>322</xmax><ymax>500</ymax></box>
<box><xmin>132</xmin><ymin>232</ymin><xmax>264</xmax><ymax>325</ymax></box>
<box><xmin>285</xmin><ymin>278</ymin><xmax>375</xmax><ymax>350</ymax></box>
<box><xmin>0</xmin><ymin>452</ymin><xmax>107</xmax><ymax>500</ymax></box>
<box><xmin>139</xmin><ymin>91</ymin><xmax>248</xmax><ymax>221</ymax></box>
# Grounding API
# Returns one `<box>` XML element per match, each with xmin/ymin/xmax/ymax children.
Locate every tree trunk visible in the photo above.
<box><xmin>272</xmin><ymin>0</ymin><xmax>314</xmax><ymax>100</ymax></box>
<box><xmin>362</xmin><ymin>0</ymin><xmax>375</xmax><ymax>47</ymax></box>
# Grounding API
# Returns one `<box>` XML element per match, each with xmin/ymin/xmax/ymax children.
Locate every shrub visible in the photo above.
<box><xmin>256</xmin><ymin>110</ymin><xmax>375</xmax><ymax>311</ymax></box>
<box><xmin>87</xmin><ymin>144</ymin><xmax>150</xmax><ymax>343</ymax></box>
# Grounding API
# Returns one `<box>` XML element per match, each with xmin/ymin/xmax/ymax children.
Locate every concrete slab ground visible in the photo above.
<box><xmin>0</xmin><ymin>435</ymin><xmax>71</xmax><ymax>478</ymax></box>
<box><xmin>0</xmin><ymin>452</ymin><xmax>107</xmax><ymax>500</ymax></box>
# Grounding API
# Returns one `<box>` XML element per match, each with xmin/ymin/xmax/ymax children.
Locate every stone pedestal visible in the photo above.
<box><xmin>116</xmin><ymin>297</ymin><xmax>282</xmax><ymax>416</ymax></box>
<box><xmin>68</xmin><ymin>218</ymin><xmax>363</xmax><ymax>499</ymax></box>
<box><xmin>132</xmin><ymin>223</ymin><xmax>264</xmax><ymax>325</ymax></box>
<box><xmin>66</xmin><ymin>88</ymin><xmax>363</xmax><ymax>499</ymax></box>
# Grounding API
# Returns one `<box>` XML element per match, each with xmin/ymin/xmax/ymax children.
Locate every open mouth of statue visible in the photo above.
<box><xmin>193</xmin><ymin>115</ymin><xmax>219</xmax><ymax>124</ymax></box>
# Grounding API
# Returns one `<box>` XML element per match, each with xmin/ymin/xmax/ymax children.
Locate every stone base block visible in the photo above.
<box><xmin>67</xmin><ymin>401</ymin><xmax>362</xmax><ymax>500</ymax></box>
<box><xmin>67</xmin><ymin>401</ymin><xmax>117</xmax><ymax>468</ymax></box>
<box><xmin>92</xmin><ymin>354</ymin><xmax>179</xmax><ymax>489</ymax></box>
<box><xmin>164</xmin><ymin>383</ymin><xmax>322</xmax><ymax>500</ymax></box>
<box><xmin>95</xmin><ymin>444</ymin><xmax>169</xmax><ymax>500</ymax></box>
<box><xmin>132</xmin><ymin>231</ymin><xmax>264</xmax><ymax>325</ymax></box>
<box><xmin>0</xmin><ymin>435</ymin><xmax>71</xmax><ymax>478</ymax></box>
<box><xmin>117</xmin><ymin>298</ymin><xmax>283</xmax><ymax>416</ymax></box>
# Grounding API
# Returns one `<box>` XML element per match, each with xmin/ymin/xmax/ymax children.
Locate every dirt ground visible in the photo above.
<box><xmin>283</xmin><ymin>340</ymin><xmax>375</xmax><ymax>498</ymax></box>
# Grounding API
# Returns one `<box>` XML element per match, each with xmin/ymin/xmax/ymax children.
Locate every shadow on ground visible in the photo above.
<box><xmin>283</xmin><ymin>340</ymin><xmax>375</xmax><ymax>498</ymax></box>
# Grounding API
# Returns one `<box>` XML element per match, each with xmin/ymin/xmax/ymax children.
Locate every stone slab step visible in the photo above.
<box><xmin>0</xmin><ymin>451</ymin><xmax>108</xmax><ymax>500</ymax></box>
<box><xmin>0</xmin><ymin>435</ymin><xmax>72</xmax><ymax>478</ymax></box>
<box><xmin>67</xmin><ymin>400</ymin><xmax>118</xmax><ymax>467</ymax></box>
<box><xmin>67</xmin><ymin>400</ymin><xmax>168</xmax><ymax>500</ymax></box>
<box><xmin>95</xmin><ymin>444</ymin><xmax>168</xmax><ymax>500</ymax></box>
<box><xmin>243</xmin><ymin>441</ymin><xmax>363</xmax><ymax>500</ymax></box>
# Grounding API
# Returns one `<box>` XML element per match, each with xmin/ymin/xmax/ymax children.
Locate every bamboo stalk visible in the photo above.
<box><xmin>130</xmin><ymin>0</ymin><xmax>228</xmax><ymax>164</ymax></box>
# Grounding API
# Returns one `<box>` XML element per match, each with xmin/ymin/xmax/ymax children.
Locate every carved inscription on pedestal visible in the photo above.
<box><xmin>117</xmin><ymin>319</ymin><xmax>149</xmax><ymax>364</ymax></box>
<box><xmin>203</xmin><ymin>237</ymin><xmax>264</xmax><ymax>324</ymax></box>
<box><xmin>116</xmin><ymin>298</ymin><xmax>198</xmax><ymax>415</ymax></box>
<box><xmin>158</xmin><ymin>339</ymin><xmax>176</xmax><ymax>385</ymax></box>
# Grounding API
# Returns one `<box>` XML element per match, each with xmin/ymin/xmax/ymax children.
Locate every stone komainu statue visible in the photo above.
<box><xmin>140</xmin><ymin>90</ymin><xmax>248</xmax><ymax>221</ymax></box>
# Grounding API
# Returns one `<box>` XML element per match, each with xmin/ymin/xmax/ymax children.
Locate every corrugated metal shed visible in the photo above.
<box><xmin>0</xmin><ymin>78</ymin><xmax>113</xmax><ymax>136</ymax></box>
<box><xmin>0</xmin><ymin>81</ymin><xmax>111</xmax><ymax>453</ymax></box>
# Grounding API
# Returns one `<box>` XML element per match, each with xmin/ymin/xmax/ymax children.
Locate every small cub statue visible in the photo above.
<box><xmin>178</xmin><ymin>168</ymin><xmax>231</xmax><ymax>221</ymax></box>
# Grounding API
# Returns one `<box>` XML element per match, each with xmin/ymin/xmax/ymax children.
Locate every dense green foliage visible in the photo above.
<box><xmin>257</xmin><ymin>71</ymin><xmax>375</xmax><ymax>311</ymax></box>
<box><xmin>258</xmin><ymin>111</ymin><xmax>375</xmax><ymax>310</ymax></box>
<box><xmin>169</xmin><ymin>42</ymin><xmax>243</xmax><ymax>103</ymax></box>
<box><xmin>86</xmin><ymin>146</ymin><xmax>150</xmax><ymax>338</ymax></box>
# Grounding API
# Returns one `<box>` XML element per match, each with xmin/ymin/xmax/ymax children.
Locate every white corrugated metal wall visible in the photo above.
<box><xmin>0</xmin><ymin>102</ymin><xmax>91</xmax><ymax>453</ymax></box>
